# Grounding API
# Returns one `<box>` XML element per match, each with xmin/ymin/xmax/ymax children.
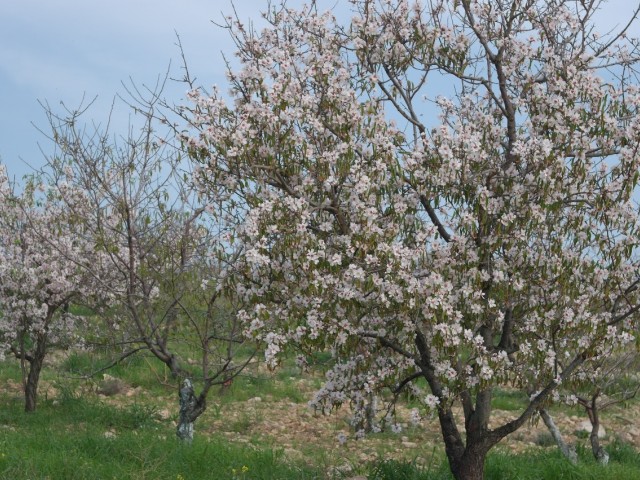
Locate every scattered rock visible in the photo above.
<box><xmin>283</xmin><ymin>448</ymin><xmax>303</xmax><ymax>461</ymax></box>
<box><xmin>576</xmin><ymin>420</ymin><xmax>606</xmax><ymax>439</ymax></box>
<box><xmin>358</xmin><ymin>452</ymin><xmax>374</xmax><ymax>462</ymax></box>
<box><xmin>247</xmin><ymin>396</ymin><xmax>262</xmax><ymax>403</ymax></box>
<box><xmin>158</xmin><ymin>409</ymin><xmax>171</xmax><ymax>420</ymax></box>
<box><xmin>628</xmin><ymin>426</ymin><xmax>640</xmax><ymax>438</ymax></box>
<box><xmin>620</xmin><ymin>432</ymin><xmax>634</xmax><ymax>443</ymax></box>
<box><xmin>327</xmin><ymin>464</ymin><xmax>353</xmax><ymax>478</ymax></box>
<box><xmin>97</xmin><ymin>377</ymin><xmax>126</xmax><ymax>396</ymax></box>
<box><xmin>125</xmin><ymin>386</ymin><xmax>143</xmax><ymax>397</ymax></box>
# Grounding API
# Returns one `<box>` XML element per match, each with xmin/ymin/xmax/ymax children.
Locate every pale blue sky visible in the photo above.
<box><xmin>0</xmin><ymin>0</ymin><xmax>288</xmax><ymax>180</ymax></box>
<box><xmin>0</xmin><ymin>0</ymin><xmax>638</xmax><ymax>181</ymax></box>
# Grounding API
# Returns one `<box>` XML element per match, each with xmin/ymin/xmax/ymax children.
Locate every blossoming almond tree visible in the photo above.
<box><xmin>182</xmin><ymin>1</ymin><xmax>640</xmax><ymax>478</ymax></box>
<box><xmin>0</xmin><ymin>165</ymin><xmax>110</xmax><ymax>412</ymax></box>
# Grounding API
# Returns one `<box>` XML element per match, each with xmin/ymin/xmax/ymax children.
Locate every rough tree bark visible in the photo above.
<box><xmin>415</xmin><ymin>327</ymin><xmax>588</xmax><ymax>480</ymax></box>
<box><xmin>585</xmin><ymin>393</ymin><xmax>609</xmax><ymax>465</ymax></box>
<box><xmin>590</xmin><ymin>423</ymin><xmax>609</xmax><ymax>466</ymax></box>
<box><xmin>23</xmin><ymin>333</ymin><xmax>48</xmax><ymax>413</ymax></box>
<box><xmin>177</xmin><ymin>378</ymin><xmax>206</xmax><ymax>442</ymax></box>
<box><xmin>364</xmin><ymin>392</ymin><xmax>377</xmax><ymax>433</ymax></box>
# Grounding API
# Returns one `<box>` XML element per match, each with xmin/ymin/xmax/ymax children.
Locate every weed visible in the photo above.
<box><xmin>534</xmin><ymin>431</ymin><xmax>557</xmax><ymax>447</ymax></box>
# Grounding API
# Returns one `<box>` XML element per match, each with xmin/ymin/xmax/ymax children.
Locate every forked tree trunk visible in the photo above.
<box><xmin>438</xmin><ymin>407</ymin><xmax>491</xmax><ymax>480</ymax></box>
<box><xmin>582</xmin><ymin>392</ymin><xmax>609</xmax><ymax>465</ymax></box>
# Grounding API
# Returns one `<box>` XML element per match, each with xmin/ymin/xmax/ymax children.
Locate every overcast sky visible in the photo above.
<box><xmin>0</xmin><ymin>0</ymin><xmax>284</xmax><ymax>180</ymax></box>
<box><xmin>1</xmin><ymin>0</ymin><xmax>638</xmax><ymax>181</ymax></box>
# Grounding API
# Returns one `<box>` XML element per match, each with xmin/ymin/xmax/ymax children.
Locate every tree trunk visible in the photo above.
<box><xmin>449</xmin><ymin>446</ymin><xmax>488</xmax><ymax>480</ymax></box>
<box><xmin>584</xmin><ymin>392</ymin><xmax>609</xmax><ymax>465</ymax></box>
<box><xmin>590</xmin><ymin>420</ymin><xmax>609</xmax><ymax>465</ymax></box>
<box><xmin>24</xmin><ymin>364</ymin><xmax>41</xmax><ymax>412</ymax></box>
<box><xmin>540</xmin><ymin>408</ymin><xmax>577</xmax><ymax>464</ymax></box>
<box><xmin>364</xmin><ymin>392</ymin><xmax>377</xmax><ymax>433</ymax></box>
<box><xmin>24</xmin><ymin>334</ymin><xmax>47</xmax><ymax>413</ymax></box>
<box><xmin>177</xmin><ymin>378</ymin><xmax>206</xmax><ymax>442</ymax></box>
<box><xmin>437</xmin><ymin>406</ymin><xmax>489</xmax><ymax>480</ymax></box>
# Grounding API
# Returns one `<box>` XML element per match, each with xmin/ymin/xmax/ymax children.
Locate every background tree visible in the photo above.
<box><xmin>553</xmin><ymin>349</ymin><xmax>640</xmax><ymax>465</ymax></box>
<box><xmin>40</xmin><ymin>96</ymin><xmax>255</xmax><ymax>441</ymax></box>
<box><xmin>180</xmin><ymin>1</ymin><xmax>640</xmax><ymax>478</ymax></box>
<box><xmin>0</xmin><ymin>165</ymin><xmax>111</xmax><ymax>412</ymax></box>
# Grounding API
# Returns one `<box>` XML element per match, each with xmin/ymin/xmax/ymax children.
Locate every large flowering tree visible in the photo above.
<box><xmin>182</xmin><ymin>1</ymin><xmax>640</xmax><ymax>478</ymax></box>
<box><xmin>0</xmin><ymin>164</ymin><xmax>110</xmax><ymax>412</ymax></box>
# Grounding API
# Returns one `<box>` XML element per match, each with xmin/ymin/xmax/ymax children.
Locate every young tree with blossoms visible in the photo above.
<box><xmin>552</xmin><ymin>348</ymin><xmax>640</xmax><ymax>465</ymax></box>
<box><xmin>0</xmin><ymin>165</ymin><xmax>111</xmax><ymax>412</ymax></box>
<box><xmin>40</xmin><ymin>97</ymin><xmax>255</xmax><ymax>441</ymax></box>
<box><xmin>181</xmin><ymin>0</ymin><xmax>640</xmax><ymax>478</ymax></box>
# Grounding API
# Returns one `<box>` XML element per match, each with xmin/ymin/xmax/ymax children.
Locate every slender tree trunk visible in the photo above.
<box><xmin>24</xmin><ymin>364</ymin><xmax>41</xmax><ymax>412</ymax></box>
<box><xmin>24</xmin><ymin>334</ymin><xmax>47</xmax><ymax>413</ymax></box>
<box><xmin>590</xmin><ymin>426</ymin><xmax>609</xmax><ymax>465</ymax></box>
<box><xmin>588</xmin><ymin>403</ymin><xmax>609</xmax><ymax>465</ymax></box>
<box><xmin>582</xmin><ymin>392</ymin><xmax>609</xmax><ymax>465</ymax></box>
<box><xmin>363</xmin><ymin>392</ymin><xmax>377</xmax><ymax>433</ymax></box>
<box><xmin>177</xmin><ymin>378</ymin><xmax>207</xmax><ymax>442</ymax></box>
<box><xmin>540</xmin><ymin>408</ymin><xmax>577</xmax><ymax>464</ymax></box>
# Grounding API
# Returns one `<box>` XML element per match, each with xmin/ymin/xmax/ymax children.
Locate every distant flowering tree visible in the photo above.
<box><xmin>0</xmin><ymin>165</ymin><xmax>110</xmax><ymax>412</ymax></box>
<box><xmin>550</xmin><ymin>348</ymin><xmax>640</xmax><ymax>465</ymax></box>
<box><xmin>181</xmin><ymin>1</ymin><xmax>640</xmax><ymax>478</ymax></box>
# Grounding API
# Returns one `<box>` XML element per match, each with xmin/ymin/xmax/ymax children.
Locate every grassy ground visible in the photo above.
<box><xmin>2</xmin><ymin>351</ymin><xmax>640</xmax><ymax>479</ymax></box>
<box><xmin>0</xmin><ymin>395</ymin><xmax>318</xmax><ymax>479</ymax></box>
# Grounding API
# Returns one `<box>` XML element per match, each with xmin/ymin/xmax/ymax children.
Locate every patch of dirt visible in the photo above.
<box><xmin>198</xmin><ymin>380</ymin><xmax>640</xmax><ymax>464</ymax></box>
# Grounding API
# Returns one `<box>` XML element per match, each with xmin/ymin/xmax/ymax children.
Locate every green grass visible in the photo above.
<box><xmin>491</xmin><ymin>388</ymin><xmax>528</xmax><ymax>411</ymax></box>
<box><xmin>3</xmin><ymin>386</ymin><xmax>640</xmax><ymax>480</ymax></box>
<box><xmin>0</xmin><ymin>394</ymin><xmax>320</xmax><ymax>480</ymax></box>
<box><xmin>4</xmin><ymin>351</ymin><xmax>640</xmax><ymax>480</ymax></box>
<box><xmin>485</xmin><ymin>444</ymin><xmax>640</xmax><ymax>480</ymax></box>
<box><xmin>361</xmin><ymin>444</ymin><xmax>640</xmax><ymax>480</ymax></box>
<box><xmin>366</xmin><ymin>458</ymin><xmax>451</xmax><ymax>479</ymax></box>
<box><xmin>62</xmin><ymin>351</ymin><xmax>174</xmax><ymax>393</ymax></box>
<box><xmin>218</xmin><ymin>371</ymin><xmax>308</xmax><ymax>404</ymax></box>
